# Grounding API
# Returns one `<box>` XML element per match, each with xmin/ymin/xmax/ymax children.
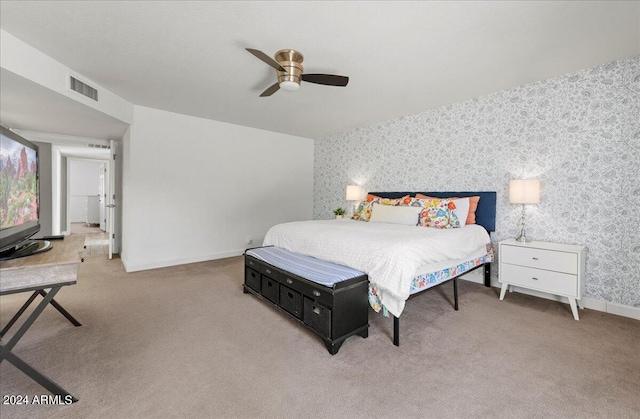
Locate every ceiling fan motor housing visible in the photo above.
<box><xmin>275</xmin><ymin>49</ymin><xmax>304</xmax><ymax>88</ymax></box>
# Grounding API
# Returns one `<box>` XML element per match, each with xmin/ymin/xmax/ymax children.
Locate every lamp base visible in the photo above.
<box><xmin>515</xmin><ymin>235</ymin><xmax>531</xmax><ymax>243</ymax></box>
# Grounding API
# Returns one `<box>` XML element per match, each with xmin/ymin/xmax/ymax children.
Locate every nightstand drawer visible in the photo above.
<box><xmin>502</xmin><ymin>245</ymin><xmax>577</xmax><ymax>274</ymax></box>
<box><xmin>501</xmin><ymin>264</ymin><xmax>577</xmax><ymax>296</ymax></box>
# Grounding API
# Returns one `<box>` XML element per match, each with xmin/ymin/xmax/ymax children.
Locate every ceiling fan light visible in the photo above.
<box><xmin>279</xmin><ymin>81</ymin><xmax>300</xmax><ymax>92</ymax></box>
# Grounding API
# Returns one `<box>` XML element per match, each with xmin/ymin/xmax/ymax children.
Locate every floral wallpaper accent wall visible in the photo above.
<box><xmin>314</xmin><ymin>55</ymin><xmax>640</xmax><ymax>308</ymax></box>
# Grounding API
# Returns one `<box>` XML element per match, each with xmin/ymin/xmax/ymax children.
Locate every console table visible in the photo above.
<box><xmin>0</xmin><ymin>235</ymin><xmax>85</xmax><ymax>402</ymax></box>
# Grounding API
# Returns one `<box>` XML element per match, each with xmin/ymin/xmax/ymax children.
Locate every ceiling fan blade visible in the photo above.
<box><xmin>301</xmin><ymin>73</ymin><xmax>349</xmax><ymax>87</ymax></box>
<box><xmin>259</xmin><ymin>82</ymin><xmax>280</xmax><ymax>97</ymax></box>
<box><xmin>246</xmin><ymin>48</ymin><xmax>287</xmax><ymax>72</ymax></box>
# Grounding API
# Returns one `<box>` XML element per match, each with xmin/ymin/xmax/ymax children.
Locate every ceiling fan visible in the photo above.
<box><xmin>246</xmin><ymin>48</ymin><xmax>349</xmax><ymax>97</ymax></box>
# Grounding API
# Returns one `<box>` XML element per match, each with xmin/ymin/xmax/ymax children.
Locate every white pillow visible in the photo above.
<box><xmin>451</xmin><ymin>197</ymin><xmax>470</xmax><ymax>227</ymax></box>
<box><xmin>369</xmin><ymin>203</ymin><xmax>422</xmax><ymax>226</ymax></box>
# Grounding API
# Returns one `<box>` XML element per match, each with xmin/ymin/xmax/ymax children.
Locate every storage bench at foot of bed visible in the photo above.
<box><xmin>243</xmin><ymin>247</ymin><xmax>369</xmax><ymax>355</ymax></box>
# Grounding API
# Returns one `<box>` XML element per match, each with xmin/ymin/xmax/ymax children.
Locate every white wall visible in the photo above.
<box><xmin>69</xmin><ymin>159</ymin><xmax>103</xmax><ymax>223</ymax></box>
<box><xmin>31</xmin><ymin>141</ymin><xmax>52</xmax><ymax>238</ymax></box>
<box><xmin>121</xmin><ymin>106</ymin><xmax>314</xmax><ymax>272</ymax></box>
<box><xmin>0</xmin><ymin>29</ymin><xmax>133</xmax><ymax>124</ymax></box>
<box><xmin>314</xmin><ymin>55</ymin><xmax>640</xmax><ymax>313</ymax></box>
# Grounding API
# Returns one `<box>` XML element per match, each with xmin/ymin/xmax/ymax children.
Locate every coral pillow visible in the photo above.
<box><xmin>416</xmin><ymin>194</ymin><xmax>480</xmax><ymax>225</ymax></box>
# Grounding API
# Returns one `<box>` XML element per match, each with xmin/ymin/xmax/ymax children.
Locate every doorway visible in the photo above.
<box><xmin>70</xmin><ymin>222</ymin><xmax>108</xmax><ymax>256</ymax></box>
<box><xmin>66</xmin><ymin>157</ymin><xmax>111</xmax><ymax>258</ymax></box>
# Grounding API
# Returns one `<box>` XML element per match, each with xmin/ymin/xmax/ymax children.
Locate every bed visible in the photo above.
<box><xmin>263</xmin><ymin>191</ymin><xmax>496</xmax><ymax>345</ymax></box>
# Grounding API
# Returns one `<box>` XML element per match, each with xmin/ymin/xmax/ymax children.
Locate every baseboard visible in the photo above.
<box><xmin>503</xmin><ymin>285</ymin><xmax>640</xmax><ymax>321</ymax></box>
<box><xmin>121</xmin><ymin>249</ymin><xmax>245</xmax><ymax>273</ymax></box>
<box><xmin>602</xmin><ymin>301</ymin><xmax>640</xmax><ymax>321</ymax></box>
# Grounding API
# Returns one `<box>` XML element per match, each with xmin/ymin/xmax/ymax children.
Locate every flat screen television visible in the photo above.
<box><xmin>0</xmin><ymin>125</ymin><xmax>51</xmax><ymax>260</ymax></box>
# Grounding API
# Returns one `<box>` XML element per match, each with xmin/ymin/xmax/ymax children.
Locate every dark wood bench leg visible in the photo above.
<box><xmin>325</xmin><ymin>340</ymin><xmax>344</xmax><ymax>355</ymax></box>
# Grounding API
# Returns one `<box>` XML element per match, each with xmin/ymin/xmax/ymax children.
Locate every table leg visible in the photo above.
<box><xmin>3</xmin><ymin>286</ymin><xmax>61</xmax><ymax>351</ymax></box>
<box><xmin>0</xmin><ymin>347</ymin><xmax>77</xmax><ymax>403</ymax></box>
<box><xmin>0</xmin><ymin>289</ymin><xmax>81</xmax><ymax>338</ymax></box>
<box><xmin>0</xmin><ymin>286</ymin><xmax>78</xmax><ymax>402</ymax></box>
<box><xmin>38</xmin><ymin>289</ymin><xmax>82</xmax><ymax>327</ymax></box>
<box><xmin>0</xmin><ymin>291</ymin><xmax>39</xmax><ymax>338</ymax></box>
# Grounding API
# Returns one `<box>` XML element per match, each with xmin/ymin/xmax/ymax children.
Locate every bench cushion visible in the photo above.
<box><xmin>245</xmin><ymin>247</ymin><xmax>365</xmax><ymax>288</ymax></box>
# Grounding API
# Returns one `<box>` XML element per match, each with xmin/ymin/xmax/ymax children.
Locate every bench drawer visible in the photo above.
<box><xmin>261</xmin><ymin>274</ymin><xmax>279</xmax><ymax>304</ymax></box>
<box><xmin>245</xmin><ymin>267</ymin><xmax>260</xmax><ymax>293</ymax></box>
<box><xmin>246</xmin><ymin>256</ymin><xmax>281</xmax><ymax>279</ymax></box>
<box><xmin>279</xmin><ymin>285</ymin><xmax>302</xmax><ymax>319</ymax></box>
<box><xmin>304</xmin><ymin>297</ymin><xmax>331</xmax><ymax>338</ymax></box>
<box><xmin>281</xmin><ymin>272</ymin><xmax>334</xmax><ymax>308</ymax></box>
<box><xmin>245</xmin><ymin>257</ymin><xmax>260</xmax><ymax>271</ymax></box>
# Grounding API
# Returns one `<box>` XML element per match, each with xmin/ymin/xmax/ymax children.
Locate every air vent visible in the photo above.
<box><xmin>70</xmin><ymin>76</ymin><xmax>98</xmax><ymax>101</ymax></box>
<box><xmin>87</xmin><ymin>143</ymin><xmax>110</xmax><ymax>149</ymax></box>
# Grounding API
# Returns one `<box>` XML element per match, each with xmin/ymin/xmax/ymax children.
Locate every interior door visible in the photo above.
<box><xmin>107</xmin><ymin>141</ymin><xmax>116</xmax><ymax>259</ymax></box>
<box><xmin>99</xmin><ymin>164</ymin><xmax>106</xmax><ymax>231</ymax></box>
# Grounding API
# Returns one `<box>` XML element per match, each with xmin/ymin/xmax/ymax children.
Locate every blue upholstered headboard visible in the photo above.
<box><xmin>369</xmin><ymin>191</ymin><xmax>497</xmax><ymax>232</ymax></box>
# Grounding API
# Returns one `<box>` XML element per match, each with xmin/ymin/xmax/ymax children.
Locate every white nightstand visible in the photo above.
<box><xmin>499</xmin><ymin>239</ymin><xmax>586</xmax><ymax>320</ymax></box>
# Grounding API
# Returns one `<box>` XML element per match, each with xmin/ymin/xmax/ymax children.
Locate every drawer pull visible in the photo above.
<box><xmin>251</xmin><ymin>272</ymin><xmax>256</xmax><ymax>278</ymax></box>
<box><xmin>312</xmin><ymin>306</ymin><xmax>320</xmax><ymax>315</ymax></box>
<box><xmin>249</xmin><ymin>260</ymin><xmax>254</xmax><ymax>265</ymax></box>
<box><xmin>268</xmin><ymin>280</ymin><xmax>273</xmax><ymax>286</ymax></box>
<box><xmin>265</xmin><ymin>269</ymin><xmax>271</xmax><ymax>274</ymax></box>
<box><xmin>312</xmin><ymin>290</ymin><xmax>321</xmax><ymax>297</ymax></box>
<box><xmin>532</xmin><ymin>277</ymin><xmax>538</xmax><ymax>280</ymax></box>
<box><xmin>288</xmin><ymin>292</ymin><xmax>294</xmax><ymax>299</ymax></box>
<box><xmin>532</xmin><ymin>257</ymin><xmax>538</xmax><ymax>260</ymax></box>
<box><xmin>286</xmin><ymin>278</ymin><xmax>293</xmax><ymax>284</ymax></box>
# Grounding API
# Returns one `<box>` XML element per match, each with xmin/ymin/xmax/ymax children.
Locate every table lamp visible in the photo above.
<box><xmin>509</xmin><ymin>179</ymin><xmax>540</xmax><ymax>243</ymax></box>
<box><xmin>346</xmin><ymin>185</ymin><xmax>363</xmax><ymax>215</ymax></box>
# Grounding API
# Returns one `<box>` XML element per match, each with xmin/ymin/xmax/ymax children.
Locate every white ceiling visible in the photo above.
<box><xmin>1</xmin><ymin>68</ymin><xmax>130</xmax><ymax>140</ymax></box>
<box><xmin>1</xmin><ymin>1</ymin><xmax>639</xmax><ymax>140</ymax></box>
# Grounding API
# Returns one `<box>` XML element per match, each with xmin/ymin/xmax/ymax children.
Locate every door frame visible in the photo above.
<box><xmin>64</xmin><ymin>157</ymin><xmax>111</xmax><ymax>237</ymax></box>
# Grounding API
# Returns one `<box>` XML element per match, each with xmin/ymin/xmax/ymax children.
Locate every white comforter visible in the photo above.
<box><xmin>263</xmin><ymin>219</ymin><xmax>491</xmax><ymax>317</ymax></box>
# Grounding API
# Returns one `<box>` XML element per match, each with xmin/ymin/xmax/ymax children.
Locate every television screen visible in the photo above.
<box><xmin>0</xmin><ymin>126</ymin><xmax>41</xmax><ymax>254</ymax></box>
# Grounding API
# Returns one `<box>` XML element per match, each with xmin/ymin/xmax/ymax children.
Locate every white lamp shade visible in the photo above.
<box><xmin>509</xmin><ymin>179</ymin><xmax>541</xmax><ymax>204</ymax></box>
<box><xmin>346</xmin><ymin>185</ymin><xmax>363</xmax><ymax>201</ymax></box>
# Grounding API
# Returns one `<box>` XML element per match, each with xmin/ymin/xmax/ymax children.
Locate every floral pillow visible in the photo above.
<box><xmin>399</xmin><ymin>197</ymin><xmax>461</xmax><ymax>228</ymax></box>
<box><xmin>415</xmin><ymin>194</ymin><xmax>480</xmax><ymax>225</ymax></box>
<box><xmin>351</xmin><ymin>194</ymin><xmax>408</xmax><ymax>221</ymax></box>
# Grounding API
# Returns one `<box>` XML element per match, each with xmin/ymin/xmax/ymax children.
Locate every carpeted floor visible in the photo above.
<box><xmin>1</xmin><ymin>254</ymin><xmax>638</xmax><ymax>418</ymax></box>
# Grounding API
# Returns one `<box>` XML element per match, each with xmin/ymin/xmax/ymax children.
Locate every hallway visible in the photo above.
<box><xmin>70</xmin><ymin>222</ymin><xmax>108</xmax><ymax>257</ymax></box>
